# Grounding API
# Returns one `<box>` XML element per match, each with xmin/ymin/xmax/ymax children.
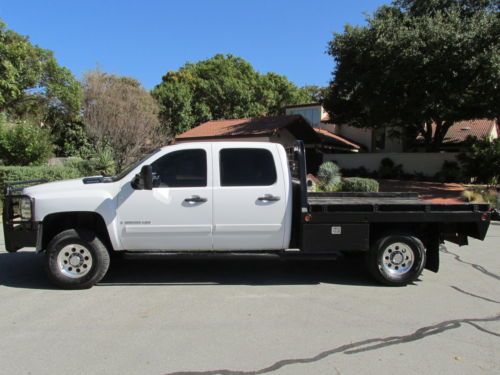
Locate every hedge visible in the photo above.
<box><xmin>0</xmin><ymin>165</ymin><xmax>83</xmax><ymax>196</ymax></box>
<box><xmin>341</xmin><ymin>177</ymin><xmax>379</xmax><ymax>192</ymax></box>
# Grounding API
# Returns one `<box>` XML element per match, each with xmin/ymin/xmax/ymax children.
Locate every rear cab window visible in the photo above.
<box><xmin>219</xmin><ymin>148</ymin><xmax>277</xmax><ymax>186</ymax></box>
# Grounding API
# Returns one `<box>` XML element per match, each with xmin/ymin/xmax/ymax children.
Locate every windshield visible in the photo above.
<box><xmin>111</xmin><ymin>148</ymin><xmax>162</xmax><ymax>181</ymax></box>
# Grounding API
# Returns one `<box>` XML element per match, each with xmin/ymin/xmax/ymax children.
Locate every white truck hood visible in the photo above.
<box><xmin>23</xmin><ymin>177</ymin><xmax>104</xmax><ymax>197</ymax></box>
<box><xmin>22</xmin><ymin>177</ymin><xmax>120</xmax><ymax>223</ymax></box>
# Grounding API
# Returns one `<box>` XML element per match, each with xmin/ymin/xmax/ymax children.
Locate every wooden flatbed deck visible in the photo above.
<box><xmin>307</xmin><ymin>192</ymin><xmax>489</xmax><ymax>213</ymax></box>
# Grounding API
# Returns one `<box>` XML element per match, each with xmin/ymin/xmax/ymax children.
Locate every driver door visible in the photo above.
<box><xmin>117</xmin><ymin>145</ymin><xmax>213</xmax><ymax>251</ymax></box>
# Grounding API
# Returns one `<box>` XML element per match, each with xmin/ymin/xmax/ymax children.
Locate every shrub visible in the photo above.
<box><xmin>0</xmin><ymin>119</ymin><xmax>53</xmax><ymax>165</ymax></box>
<box><xmin>51</xmin><ymin>120</ymin><xmax>93</xmax><ymax>157</ymax></box>
<box><xmin>0</xmin><ymin>165</ymin><xmax>82</xmax><ymax>196</ymax></box>
<box><xmin>434</xmin><ymin>160</ymin><xmax>464</xmax><ymax>183</ymax></box>
<box><xmin>341</xmin><ymin>177</ymin><xmax>379</xmax><ymax>192</ymax></box>
<box><xmin>317</xmin><ymin>161</ymin><xmax>342</xmax><ymax>191</ymax></box>
<box><xmin>463</xmin><ymin>186</ymin><xmax>499</xmax><ymax>208</ymax></box>
<box><xmin>341</xmin><ymin>166</ymin><xmax>374</xmax><ymax>178</ymax></box>
<box><xmin>63</xmin><ymin>157</ymin><xmax>93</xmax><ymax>176</ymax></box>
<box><xmin>378</xmin><ymin>157</ymin><xmax>403</xmax><ymax>179</ymax></box>
<box><xmin>462</xmin><ymin>190</ymin><xmax>485</xmax><ymax>203</ymax></box>
<box><xmin>92</xmin><ymin>147</ymin><xmax>116</xmax><ymax>176</ymax></box>
<box><xmin>458</xmin><ymin>138</ymin><xmax>500</xmax><ymax>185</ymax></box>
<box><xmin>63</xmin><ymin>147</ymin><xmax>116</xmax><ymax>176</ymax></box>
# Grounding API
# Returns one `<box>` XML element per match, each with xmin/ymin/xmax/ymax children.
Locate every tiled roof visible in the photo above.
<box><xmin>439</xmin><ymin>119</ymin><xmax>497</xmax><ymax>143</ymax></box>
<box><xmin>415</xmin><ymin>118</ymin><xmax>497</xmax><ymax>144</ymax></box>
<box><xmin>176</xmin><ymin>115</ymin><xmax>320</xmax><ymax>143</ymax></box>
<box><xmin>314</xmin><ymin>128</ymin><xmax>361</xmax><ymax>150</ymax></box>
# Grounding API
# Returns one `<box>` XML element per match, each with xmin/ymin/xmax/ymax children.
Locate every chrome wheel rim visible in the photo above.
<box><xmin>381</xmin><ymin>242</ymin><xmax>414</xmax><ymax>275</ymax></box>
<box><xmin>57</xmin><ymin>244</ymin><xmax>93</xmax><ymax>278</ymax></box>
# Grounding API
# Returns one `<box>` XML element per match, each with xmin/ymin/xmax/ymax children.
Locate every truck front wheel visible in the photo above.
<box><xmin>45</xmin><ymin>229</ymin><xmax>110</xmax><ymax>289</ymax></box>
<box><xmin>367</xmin><ymin>234</ymin><xmax>426</xmax><ymax>286</ymax></box>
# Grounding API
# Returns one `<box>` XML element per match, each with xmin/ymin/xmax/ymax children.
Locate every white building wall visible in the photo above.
<box><xmin>285</xmin><ymin>104</ymin><xmax>406</xmax><ymax>152</ymax></box>
<box><xmin>489</xmin><ymin>125</ymin><xmax>498</xmax><ymax>140</ymax></box>
<box><xmin>337</xmin><ymin>125</ymin><xmax>373</xmax><ymax>151</ymax></box>
<box><xmin>269</xmin><ymin>129</ymin><xmax>297</xmax><ymax>147</ymax></box>
<box><xmin>285</xmin><ymin>105</ymin><xmax>322</xmax><ymax>127</ymax></box>
<box><xmin>324</xmin><ymin>152</ymin><xmax>459</xmax><ymax>176</ymax></box>
<box><xmin>384</xmin><ymin>131</ymin><xmax>404</xmax><ymax>152</ymax></box>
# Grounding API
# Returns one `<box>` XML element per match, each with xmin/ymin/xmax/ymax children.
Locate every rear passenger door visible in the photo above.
<box><xmin>212</xmin><ymin>144</ymin><xmax>287</xmax><ymax>250</ymax></box>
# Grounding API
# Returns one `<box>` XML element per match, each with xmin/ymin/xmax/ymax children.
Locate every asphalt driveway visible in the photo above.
<box><xmin>0</xmin><ymin>224</ymin><xmax>499</xmax><ymax>375</ymax></box>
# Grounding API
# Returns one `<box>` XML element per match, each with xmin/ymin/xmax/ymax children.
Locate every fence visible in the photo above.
<box><xmin>324</xmin><ymin>152</ymin><xmax>459</xmax><ymax>176</ymax></box>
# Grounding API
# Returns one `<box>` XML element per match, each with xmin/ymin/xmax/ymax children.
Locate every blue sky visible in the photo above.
<box><xmin>1</xmin><ymin>0</ymin><xmax>388</xmax><ymax>89</ymax></box>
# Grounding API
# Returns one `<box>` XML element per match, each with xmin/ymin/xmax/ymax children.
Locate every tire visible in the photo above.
<box><xmin>45</xmin><ymin>228</ymin><xmax>110</xmax><ymax>289</ymax></box>
<box><xmin>367</xmin><ymin>234</ymin><xmax>426</xmax><ymax>286</ymax></box>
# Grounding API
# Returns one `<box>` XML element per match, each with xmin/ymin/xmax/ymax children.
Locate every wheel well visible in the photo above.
<box><xmin>370</xmin><ymin>222</ymin><xmax>440</xmax><ymax>273</ymax></box>
<box><xmin>41</xmin><ymin>212</ymin><xmax>113</xmax><ymax>252</ymax></box>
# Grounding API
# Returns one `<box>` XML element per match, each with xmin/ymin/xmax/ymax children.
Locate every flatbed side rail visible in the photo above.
<box><xmin>308</xmin><ymin>203</ymin><xmax>490</xmax><ymax>213</ymax></box>
<box><xmin>308</xmin><ymin>192</ymin><xmax>419</xmax><ymax>199</ymax></box>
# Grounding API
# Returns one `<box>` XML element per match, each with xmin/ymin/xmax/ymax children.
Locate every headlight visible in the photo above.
<box><xmin>19</xmin><ymin>198</ymin><xmax>32</xmax><ymax>220</ymax></box>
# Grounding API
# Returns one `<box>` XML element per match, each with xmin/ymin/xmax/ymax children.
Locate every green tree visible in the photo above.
<box><xmin>458</xmin><ymin>138</ymin><xmax>500</xmax><ymax>184</ymax></box>
<box><xmin>51</xmin><ymin>120</ymin><xmax>92</xmax><ymax>157</ymax></box>
<box><xmin>323</xmin><ymin>0</ymin><xmax>499</xmax><ymax>150</ymax></box>
<box><xmin>0</xmin><ymin>19</ymin><xmax>82</xmax><ymax>154</ymax></box>
<box><xmin>301</xmin><ymin>85</ymin><xmax>327</xmax><ymax>103</ymax></box>
<box><xmin>152</xmin><ymin>54</ymin><xmax>313</xmax><ymax>137</ymax></box>
<box><xmin>0</xmin><ymin>115</ymin><xmax>53</xmax><ymax>165</ymax></box>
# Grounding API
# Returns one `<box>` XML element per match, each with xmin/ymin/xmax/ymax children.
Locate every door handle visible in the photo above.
<box><xmin>257</xmin><ymin>194</ymin><xmax>280</xmax><ymax>202</ymax></box>
<box><xmin>184</xmin><ymin>195</ymin><xmax>207</xmax><ymax>203</ymax></box>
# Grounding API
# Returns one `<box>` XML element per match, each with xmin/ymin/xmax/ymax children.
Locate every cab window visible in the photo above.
<box><xmin>152</xmin><ymin>149</ymin><xmax>207</xmax><ymax>187</ymax></box>
<box><xmin>220</xmin><ymin>148</ymin><xmax>277</xmax><ymax>186</ymax></box>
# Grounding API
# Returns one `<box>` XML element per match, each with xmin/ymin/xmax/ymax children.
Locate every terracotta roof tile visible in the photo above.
<box><xmin>440</xmin><ymin>119</ymin><xmax>497</xmax><ymax>143</ymax></box>
<box><xmin>177</xmin><ymin>115</ymin><xmax>305</xmax><ymax>138</ymax></box>
<box><xmin>314</xmin><ymin>128</ymin><xmax>361</xmax><ymax>149</ymax></box>
<box><xmin>176</xmin><ymin>115</ymin><xmax>320</xmax><ymax>143</ymax></box>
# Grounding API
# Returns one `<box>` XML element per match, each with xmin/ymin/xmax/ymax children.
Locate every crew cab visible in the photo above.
<box><xmin>3</xmin><ymin>141</ymin><xmax>491</xmax><ymax>289</ymax></box>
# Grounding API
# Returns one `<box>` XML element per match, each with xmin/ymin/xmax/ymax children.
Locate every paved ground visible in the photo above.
<box><xmin>0</xmin><ymin>224</ymin><xmax>499</xmax><ymax>375</ymax></box>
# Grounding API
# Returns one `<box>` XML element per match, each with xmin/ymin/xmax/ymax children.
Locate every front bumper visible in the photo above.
<box><xmin>2</xmin><ymin>220</ymin><xmax>39</xmax><ymax>252</ymax></box>
<box><xmin>3</xmin><ymin>192</ymin><xmax>39</xmax><ymax>252</ymax></box>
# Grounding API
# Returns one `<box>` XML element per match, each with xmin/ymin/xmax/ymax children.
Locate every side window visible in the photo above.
<box><xmin>151</xmin><ymin>149</ymin><xmax>207</xmax><ymax>187</ymax></box>
<box><xmin>220</xmin><ymin>148</ymin><xmax>277</xmax><ymax>186</ymax></box>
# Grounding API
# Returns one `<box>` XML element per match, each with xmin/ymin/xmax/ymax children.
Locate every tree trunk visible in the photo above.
<box><xmin>432</xmin><ymin>120</ymin><xmax>452</xmax><ymax>151</ymax></box>
<box><xmin>422</xmin><ymin>121</ymin><xmax>433</xmax><ymax>152</ymax></box>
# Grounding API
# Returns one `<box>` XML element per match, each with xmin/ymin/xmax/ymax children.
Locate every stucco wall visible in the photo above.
<box><xmin>269</xmin><ymin>129</ymin><xmax>297</xmax><ymax>147</ymax></box>
<box><xmin>384</xmin><ymin>132</ymin><xmax>404</xmax><ymax>152</ymax></box>
<box><xmin>285</xmin><ymin>105</ymin><xmax>322</xmax><ymax>126</ymax></box>
<box><xmin>490</xmin><ymin>125</ymin><xmax>498</xmax><ymax>139</ymax></box>
<box><xmin>337</xmin><ymin>125</ymin><xmax>373</xmax><ymax>150</ymax></box>
<box><xmin>324</xmin><ymin>152</ymin><xmax>459</xmax><ymax>176</ymax></box>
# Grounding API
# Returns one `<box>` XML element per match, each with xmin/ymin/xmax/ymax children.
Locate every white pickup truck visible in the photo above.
<box><xmin>3</xmin><ymin>141</ymin><xmax>491</xmax><ymax>289</ymax></box>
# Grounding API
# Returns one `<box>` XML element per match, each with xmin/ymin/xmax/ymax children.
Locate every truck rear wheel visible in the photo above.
<box><xmin>367</xmin><ymin>234</ymin><xmax>426</xmax><ymax>286</ymax></box>
<box><xmin>45</xmin><ymin>229</ymin><xmax>110</xmax><ymax>289</ymax></box>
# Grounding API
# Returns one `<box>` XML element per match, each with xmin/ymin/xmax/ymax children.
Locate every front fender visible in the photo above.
<box><xmin>34</xmin><ymin>192</ymin><xmax>122</xmax><ymax>251</ymax></box>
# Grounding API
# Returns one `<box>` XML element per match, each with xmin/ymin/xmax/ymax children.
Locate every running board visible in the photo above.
<box><xmin>121</xmin><ymin>250</ymin><xmax>342</xmax><ymax>261</ymax></box>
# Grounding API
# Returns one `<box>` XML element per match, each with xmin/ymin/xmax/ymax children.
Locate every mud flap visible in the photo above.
<box><xmin>425</xmin><ymin>232</ymin><xmax>440</xmax><ymax>273</ymax></box>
